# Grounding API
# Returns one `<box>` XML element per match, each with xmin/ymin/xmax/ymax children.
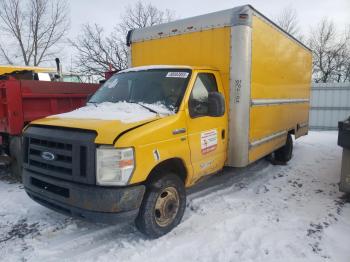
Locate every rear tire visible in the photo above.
<box><xmin>136</xmin><ymin>173</ymin><xmax>186</xmax><ymax>238</ymax></box>
<box><xmin>9</xmin><ymin>136</ymin><xmax>23</xmax><ymax>180</ymax></box>
<box><xmin>274</xmin><ymin>134</ymin><xmax>293</xmax><ymax>163</ymax></box>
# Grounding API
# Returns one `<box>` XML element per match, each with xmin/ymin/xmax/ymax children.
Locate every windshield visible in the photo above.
<box><xmin>89</xmin><ymin>69</ymin><xmax>192</xmax><ymax>112</ymax></box>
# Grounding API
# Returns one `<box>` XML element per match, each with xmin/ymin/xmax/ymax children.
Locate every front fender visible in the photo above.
<box><xmin>115</xmin><ymin>113</ymin><xmax>194</xmax><ymax>186</ymax></box>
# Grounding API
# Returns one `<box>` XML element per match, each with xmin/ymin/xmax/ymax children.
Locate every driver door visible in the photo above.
<box><xmin>185</xmin><ymin>71</ymin><xmax>228</xmax><ymax>182</ymax></box>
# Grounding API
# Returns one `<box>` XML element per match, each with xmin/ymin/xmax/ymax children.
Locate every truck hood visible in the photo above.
<box><xmin>28</xmin><ymin>102</ymin><xmax>175</xmax><ymax>144</ymax></box>
<box><xmin>29</xmin><ymin>117</ymin><xmax>159</xmax><ymax>144</ymax></box>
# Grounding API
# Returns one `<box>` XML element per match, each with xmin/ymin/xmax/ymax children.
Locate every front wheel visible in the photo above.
<box><xmin>136</xmin><ymin>173</ymin><xmax>186</xmax><ymax>238</ymax></box>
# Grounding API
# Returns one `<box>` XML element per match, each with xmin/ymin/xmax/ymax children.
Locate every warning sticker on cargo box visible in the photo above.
<box><xmin>201</xmin><ymin>129</ymin><xmax>218</xmax><ymax>155</ymax></box>
<box><xmin>166</xmin><ymin>72</ymin><xmax>189</xmax><ymax>78</ymax></box>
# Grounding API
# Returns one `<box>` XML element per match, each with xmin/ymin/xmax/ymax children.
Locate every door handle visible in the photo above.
<box><xmin>221</xmin><ymin>129</ymin><xmax>225</xmax><ymax>139</ymax></box>
<box><xmin>172</xmin><ymin>128</ymin><xmax>186</xmax><ymax>135</ymax></box>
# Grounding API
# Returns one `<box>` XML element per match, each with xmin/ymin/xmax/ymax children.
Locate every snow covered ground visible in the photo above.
<box><xmin>0</xmin><ymin>131</ymin><xmax>349</xmax><ymax>262</ymax></box>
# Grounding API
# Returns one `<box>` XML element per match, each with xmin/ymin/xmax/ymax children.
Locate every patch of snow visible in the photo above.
<box><xmin>119</xmin><ymin>65</ymin><xmax>192</xmax><ymax>73</ymax></box>
<box><xmin>312</xmin><ymin>82</ymin><xmax>350</xmax><ymax>88</ymax></box>
<box><xmin>48</xmin><ymin>102</ymin><xmax>174</xmax><ymax>123</ymax></box>
<box><xmin>323</xmin><ymin>207</ymin><xmax>350</xmax><ymax>262</ymax></box>
<box><xmin>0</xmin><ymin>131</ymin><xmax>349</xmax><ymax>262</ymax></box>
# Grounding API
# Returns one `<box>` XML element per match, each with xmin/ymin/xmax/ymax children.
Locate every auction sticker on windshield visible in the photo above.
<box><xmin>166</xmin><ymin>72</ymin><xmax>189</xmax><ymax>78</ymax></box>
<box><xmin>201</xmin><ymin>129</ymin><xmax>218</xmax><ymax>155</ymax></box>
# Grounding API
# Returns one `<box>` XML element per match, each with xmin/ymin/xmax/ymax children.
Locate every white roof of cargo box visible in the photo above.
<box><xmin>127</xmin><ymin>5</ymin><xmax>310</xmax><ymax>52</ymax></box>
<box><xmin>120</xmin><ymin>65</ymin><xmax>192</xmax><ymax>73</ymax></box>
<box><xmin>119</xmin><ymin>65</ymin><xmax>216</xmax><ymax>73</ymax></box>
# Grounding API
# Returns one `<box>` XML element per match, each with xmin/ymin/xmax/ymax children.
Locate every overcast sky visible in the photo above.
<box><xmin>69</xmin><ymin>0</ymin><xmax>349</xmax><ymax>33</ymax></box>
<box><xmin>61</xmin><ymin>0</ymin><xmax>350</xmax><ymax>70</ymax></box>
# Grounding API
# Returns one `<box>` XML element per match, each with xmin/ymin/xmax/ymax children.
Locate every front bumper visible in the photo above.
<box><xmin>23</xmin><ymin>169</ymin><xmax>145</xmax><ymax>224</ymax></box>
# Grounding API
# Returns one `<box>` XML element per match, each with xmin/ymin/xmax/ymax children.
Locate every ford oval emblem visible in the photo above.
<box><xmin>40</xmin><ymin>151</ymin><xmax>56</xmax><ymax>161</ymax></box>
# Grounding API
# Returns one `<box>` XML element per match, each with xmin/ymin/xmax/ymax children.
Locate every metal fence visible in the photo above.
<box><xmin>310</xmin><ymin>83</ymin><xmax>350</xmax><ymax>130</ymax></box>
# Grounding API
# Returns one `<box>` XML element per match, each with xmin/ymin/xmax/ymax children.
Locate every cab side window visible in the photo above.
<box><xmin>189</xmin><ymin>73</ymin><xmax>218</xmax><ymax>118</ymax></box>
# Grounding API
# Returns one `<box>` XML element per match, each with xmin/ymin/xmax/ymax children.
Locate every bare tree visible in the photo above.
<box><xmin>275</xmin><ymin>6</ymin><xmax>300</xmax><ymax>37</ymax></box>
<box><xmin>309</xmin><ymin>19</ymin><xmax>350</xmax><ymax>83</ymax></box>
<box><xmin>71</xmin><ymin>1</ymin><xmax>174</xmax><ymax>76</ymax></box>
<box><xmin>342</xmin><ymin>55</ymin><xmax>350</xmax><ymax>82</ymax></box>
<box><xmin>0</xmin><ymin>0</ymin><xmax>70</xmax><ymax>66</ymax></box>
<box><xmin>69</xmin><ymin>24</ymin><xmax>128</xmax><ymax>77</ymax></box>
<box><xmin>340</xmin><ymin>26</ymin><xmax>350</xmax><ymax>82</ymax></box>
<box><xmin>119</xmin><ymin>1</ymin><xmax>174</xmax><ymax>36</ymax></box>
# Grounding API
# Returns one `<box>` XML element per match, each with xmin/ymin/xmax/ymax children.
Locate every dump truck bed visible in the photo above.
<box><xmin>0</xmin><ymin>79</ymin><xmax>99</xmax><ymax>136</ymax></box>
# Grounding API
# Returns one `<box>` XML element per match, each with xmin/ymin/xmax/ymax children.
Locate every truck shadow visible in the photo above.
<box><xmin>187</xmin><ymin>158</ymin><xmax>271</xmax><ymax>197</ymax></box>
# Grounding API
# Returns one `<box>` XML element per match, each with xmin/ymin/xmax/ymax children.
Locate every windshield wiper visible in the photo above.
<box><xmin>129</xmin><ymin>101</ymin><xmax>161</xmax><ymax>116</ymax></box>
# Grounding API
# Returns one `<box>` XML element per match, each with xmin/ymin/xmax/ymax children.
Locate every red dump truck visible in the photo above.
<box><xmin>0</xmin><ymin>78</ymin><xmax>99</xmax><ymax>177</ymax></box>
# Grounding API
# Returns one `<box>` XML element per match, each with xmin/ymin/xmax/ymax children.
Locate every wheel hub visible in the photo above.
<box><xmin>154</xmin><ymin>186</ymin><xmax>180</xmax><ymax>227</ymax></box>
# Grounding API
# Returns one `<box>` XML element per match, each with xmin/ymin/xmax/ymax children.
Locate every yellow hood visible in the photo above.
<box><xmin>30</xmin><ymin>116</ymin><xmax>159</xmax><ymax>144</ymax></box>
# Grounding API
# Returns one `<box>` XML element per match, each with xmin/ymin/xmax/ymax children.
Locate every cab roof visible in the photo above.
<box><xmin>119</xmin><ymin>65</ymin><xmax>218</xmax><ymax>73</ymax></box>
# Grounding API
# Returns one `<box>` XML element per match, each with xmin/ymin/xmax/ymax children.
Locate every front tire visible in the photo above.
<box><xmin>136</xmin><ymin>173</ymin><xmax>186</xmax><ymax>238</ymax></box>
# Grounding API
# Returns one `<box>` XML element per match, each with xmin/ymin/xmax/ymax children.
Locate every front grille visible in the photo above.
<box><xmin>23</xmin><ymin>126</ymin><xmax>97</xmax><ymax>185</ymax></box>
<box><xmin>27</xmin><ymin>138</ymin><xmax>73</xmax><ymax>176</ymax></box>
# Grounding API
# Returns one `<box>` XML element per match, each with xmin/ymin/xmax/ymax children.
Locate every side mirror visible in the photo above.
<box><xmin>208</xmin><ymin>92</ymin><xmax>225</xmax><ymax>117</ymax></box>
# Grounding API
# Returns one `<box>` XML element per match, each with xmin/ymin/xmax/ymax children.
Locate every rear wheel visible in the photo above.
<box><xmin>9</xmin><ymin>136</ymin><xmax>23</xmax><ymax>180</ymax></box>
<box><xmin>274</xmin><ymin>134</ymin><xmax>293</xmax><ymax>163</ymax></box>
<box><xmin>136</xmin><ymin>173</ymin><xmax>186</xmax><ymax>238</ymax></box>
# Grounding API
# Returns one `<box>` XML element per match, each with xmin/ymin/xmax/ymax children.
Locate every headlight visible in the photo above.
<box><xmin>96</xmin><ymin>146</ymin><xmax>134</xmax><ymax>186</ymax></box>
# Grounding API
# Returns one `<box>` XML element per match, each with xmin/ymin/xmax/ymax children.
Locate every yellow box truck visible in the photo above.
<box><xmin>23</xmin><ymin>5</ymin><xmax>312</xmax><ymax>238</ymax></box>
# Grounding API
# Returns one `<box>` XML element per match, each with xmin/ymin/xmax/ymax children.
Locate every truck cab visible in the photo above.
<box><xmin>23</xmin><ymin>66</ymin><xmax>227</xmax><ymax>237</ymax></box>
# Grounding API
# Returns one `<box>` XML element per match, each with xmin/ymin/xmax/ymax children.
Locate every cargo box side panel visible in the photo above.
<box><xmin>249</xmin><ymin>15</ymin><xmax>312</xmax><ymax>163</ymax></box>
<box><xmin>250</xmin><ymin>103</ymin><xmax>310</xmax><ymax>140</ymax></box>
<box><xmin>131</xmin><ymin>27</ymin><xmax>231</xmax><ymax>96</ymax></box>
